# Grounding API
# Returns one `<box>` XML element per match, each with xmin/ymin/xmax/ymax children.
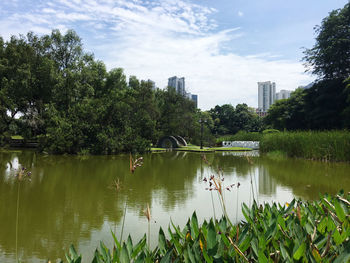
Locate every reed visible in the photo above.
<box><xmin>260</xmin><ymin>130</ymin><xmax>350</xmax><ymax>162</ymax></box>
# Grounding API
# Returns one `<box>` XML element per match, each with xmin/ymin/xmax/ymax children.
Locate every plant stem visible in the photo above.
<box><xmin>15</xmin><ymin>181</ymin><xmax>20</xmax><ymax>263</ymax></box>
<box><xmin>120</xmin><ymin>198</ymin><xmax>127</xmax><ymax>242</ymax></box>
<box><xmin>210</xmin><ymin>191</ymin><xmax>216</xmax><ymax>221</ymax></box>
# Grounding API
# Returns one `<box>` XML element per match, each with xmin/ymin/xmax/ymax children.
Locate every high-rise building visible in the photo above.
<box><xmin>168</xmin><ymin>76</ymin><xmax>198</xmax><ymax>108</ymax></box>
<box><xmin>191</xmin><ymin>94</ymin><xmax>198</xmax><ymax>108</ymax></box>
<box><xmin>276</xmin><ymin>90</ymin><xmax>292</xmax><ymax>100</ymax></box>
<box><xmin>168</xmin><ymin>76</ymin><xmax>185</xmax><ymax>96</ymax></box>
<box><xmin>147</xmin><ymin>79</ymin><xmax>156</xmax><ymax>90</ymax></box>
<box><xmin>258</xmin><ymin>81</ymin><xmax>276</xmax><ymax>112</ymax></box>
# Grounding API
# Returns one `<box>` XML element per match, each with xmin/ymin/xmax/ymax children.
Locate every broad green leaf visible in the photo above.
<box><xmin>206</xmin><ymin>220</ymin><xmax>216</xmax><ymax>250</ymax></box>
<box><xmin>158</xmin><ymin>227</ymin><xmax>167</xmax><ymax>254</ymax></box>
<box><xmin>258</xmin><ymin>250</ymin><xmax>268</xmax><ymax>263</ymax></box>
<box><xmin>334</xmin><ymin>200</ymin><xmax>346</xmax><ymax>222</ymax></box>
<box><xmin>312</xmin><ymin>248</ymin><xmax>322</xmax><ymax>263</ymax></box>
<box><xmin>120</xmin><ymin>243</ymin><xmax>130</xmax><ymax>263</ymax></box>
<box><xmin>293</xmin><ymin>242</ymin><xmax>306</xmax><ymax>260</ymax></box>
<box><xmin>160</xmin><ymin>248</ymin><xmax>173</xmax><ymax>263</ymax></box>
<box><xmin>190</xmin><ymin>212</ymin><xmax>199</xmax><ymax>238</ymax></box>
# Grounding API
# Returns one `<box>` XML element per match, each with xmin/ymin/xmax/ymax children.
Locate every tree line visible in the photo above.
<box><xmin>0</xmin><ymin>30</ymin><xmax>200</xmax><ymax>153</ymax></box>
<box><xmin>0</xmin><ymin>29</ymin><xmax>263</xmax><ymax>153</ymax></box>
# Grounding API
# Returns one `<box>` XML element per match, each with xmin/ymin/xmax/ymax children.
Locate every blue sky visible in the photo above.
<box><xmin>0</xmin><ymin>0</ymin><xmax>348</xmax><ymax>109</ymax></box>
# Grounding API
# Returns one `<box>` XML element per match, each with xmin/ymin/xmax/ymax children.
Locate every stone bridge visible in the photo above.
<box><xmin>157</xmin><ymin>135</ymin><xmax>187</xmax><ymax>148</ymax></box>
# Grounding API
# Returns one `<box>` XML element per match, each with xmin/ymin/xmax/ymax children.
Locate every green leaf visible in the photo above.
<box><xmin>187</xmin><ymin>244</ymin><xmax>196</xmax><ymax>263</ymax></box>
<box><xmin>120</xmin><ymin>243</ymin><xmax>130</xmax><ymax>263</ymax></box>
<box><xmin>258</xmin><ymin>250</ymin><xmax>268</xmax><ymax>263</ymax></box>
<box><xmin>293</xmin><ymin>242</ymin><xmax>306</xmax><ymax>260</ymax></box>
<box><xmin>202</xmin><ymin>248</ymin><xmax>213</xmax><ymax>263</ymax></box>
<box><xmin>158</xmin><ymin>227</ymin><xmax>167</xmax><ymax>254</ymax></box>
<box><xmin>279</xmin><ymin>243</ymin><xmax>291</xmax><ymax>261</ymax></box>
<box><xmin>334</xmin><ymin>200</ymin><xmax>346</xmax><ymax>222</ymax></box>
<box><xmin>312</xmin><ymin>248</ymin><xmax>322</xmax><ymax>263</ymax></box>
<box><xmin>160</xmin><ymin>248</ymin><xmax>173</xmax><ymax>263</ymax></box>
<box><xmin>206</xmin><ymin>220</ymin><xmax>216</xmax><ymax>250</ymax></box>
<box><xmin>190</xmin><ymin>212</ymin><xmax>199</xmax><ymax>238</ymax></box>
<box><xmin>131</xmin><ymin>235</ymin><xmax>146</xmax><ymax>259</ymax></box>
<box><xmin>111</xmin><ymin>230</ymin><xmax>122</xmax><ymax>251</ymax></box>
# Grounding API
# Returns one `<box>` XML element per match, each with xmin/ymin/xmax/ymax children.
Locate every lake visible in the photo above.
<box><xmin>0</xmin><ymin>149</ymin><xmax>349</xmax><ymax>262</ymax></box>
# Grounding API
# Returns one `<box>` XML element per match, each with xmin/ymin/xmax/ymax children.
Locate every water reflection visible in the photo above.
<box><xmin>0</xmin><ymin>150</ymin><xmax>349</xmax><ymax>262</ymax></box>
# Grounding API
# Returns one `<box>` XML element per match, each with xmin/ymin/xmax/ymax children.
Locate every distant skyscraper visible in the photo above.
<box><xmin>258</xmin><ymin>81</ymin><xmax>276</xmax><ymax>112</ymax></box>
<box><xmin>168</xmin><ymin>76</ymin><xmax>198</xmax><ymax>108</ymax></box>
<box><xmin>168</xmin><ymin>76</ymin><xmax>185</xmax><ymax>96</ymax></box>
<box><xmin>147</xmin><ymin>79</ymin><xmax>156</xmax><ymax>90</ymax></box>
<box><xmin>191</xmin><ymin>94</ymin><xmax>198</xmax><ymax>108</ymax></box>
<box><xmin>276</xmin><ymin>90</ymin><xmax>292</xmax><ymax>100</ymax></box>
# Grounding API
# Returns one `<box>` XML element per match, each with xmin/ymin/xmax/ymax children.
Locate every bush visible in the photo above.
<box><xmin>262</xmin><ymin>129</ymin><xmax>280</xmax><ymax>134</ymax></box>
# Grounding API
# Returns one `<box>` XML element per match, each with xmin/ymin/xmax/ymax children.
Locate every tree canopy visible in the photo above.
<box><xmin>0</xmin><ymin>30</ymin><xmax>199</xmax><ymax>153</ymax></box>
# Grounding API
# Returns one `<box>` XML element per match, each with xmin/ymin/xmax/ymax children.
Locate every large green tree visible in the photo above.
<box><xmin>303</xmin><ymin>3</ymin><xmax>350</xmax><ymax>80</ymax></box>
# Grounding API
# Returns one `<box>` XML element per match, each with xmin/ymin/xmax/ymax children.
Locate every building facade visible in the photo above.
<box><xmin>168</xmin><ymin>76</ymin><xmax>185</xmax><ymax>96</ymax></box>
<box><xmin>168</xmin><ymin>76</ymin><xmax>198</xmax><ymax>107</ymax></box>
<box><xmin>258</xmin><ymin>81</ymin><xmax>276</xmax><ymax>112</ymax></box>
<box><xmin>276</xmin><ymin>89</ymin><xmax>292</xmax><ymax>100</ymax></box>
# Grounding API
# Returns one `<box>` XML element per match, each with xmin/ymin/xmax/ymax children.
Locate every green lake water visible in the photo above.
<box><xmin>0</xmin><ymin>149</ymin><xmax>349</xmax><ymax>262</ymax></box>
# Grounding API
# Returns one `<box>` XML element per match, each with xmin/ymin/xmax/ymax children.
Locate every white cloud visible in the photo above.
<box><xmin>0</xmin><ymin>0</ymin><xmax>314</xmax><ymax>109</ymax></box>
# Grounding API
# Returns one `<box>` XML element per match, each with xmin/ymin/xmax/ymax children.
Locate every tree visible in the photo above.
<box><xmin>303</xmin><ymin>3</ymin><xmax>350</xmax><ymax>80</ymax></box>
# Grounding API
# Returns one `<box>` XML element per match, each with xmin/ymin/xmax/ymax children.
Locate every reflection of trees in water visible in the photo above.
<box><xmin>260</xmin><ymin>158</ymin><xmax>350</xmax><ymax>200</ymax></box>
<box><xmin>208</xmin><ymin>154</ymin><xmax>257</xmax><ymax>179</ymax></box>
<box><xmin>0</xmin><ymin>150</ymin><xmax>201</xmax><ymax>260</ymax></box>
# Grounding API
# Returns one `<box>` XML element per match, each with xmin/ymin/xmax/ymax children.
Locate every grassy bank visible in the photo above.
<box><xmin>65</xmin><ymin>192</ymin><xmax>350</xmax><ymax>262</ymax></box>
<box><xmin>260</xmin><ymin>131</ymin><xmax>350</xmax><ymax>162</ymax></box>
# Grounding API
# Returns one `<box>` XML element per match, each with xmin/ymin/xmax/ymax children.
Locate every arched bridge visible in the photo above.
<box><xmin>157</xmin><ymin>135</ymin><xmax>187</xmax><ymax>148</ymax></box>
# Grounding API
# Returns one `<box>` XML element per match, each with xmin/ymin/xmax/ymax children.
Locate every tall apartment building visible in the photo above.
<box><xmin>276</xmin><ymin>90</ymin><xmax>291</xmax><ymax>100</ymax></box>
<box><xmin>168</xmin><ymin>76</ymin><xmax>185</xmax><ymax>96</ymax></box>
<box><xmin>168</xmin><ymin>76</ymin><xmax>198</xmax><ymax>108</ymax></box>
<box><xmin>258</xmin><ymin>81</ymin><xmax>276</xmax><ymax>112</ymax></box>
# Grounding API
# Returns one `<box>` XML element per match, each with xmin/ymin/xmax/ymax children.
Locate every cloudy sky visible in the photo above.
<box><xmin>0</xmin><ymin>0</ymin><xmax>348</xmax><ymax>109</ymax></box>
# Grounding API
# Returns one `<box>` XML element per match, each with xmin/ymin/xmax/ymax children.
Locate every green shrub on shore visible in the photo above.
<box><xmin>260</xmin><ymin>131</ymin><xmax>350</xmax><ymax>162</ymax></box>
<box><xmin>65</xmin><ymin>192</ymin><xmax>350</xmax><ymax>263</ymax></box>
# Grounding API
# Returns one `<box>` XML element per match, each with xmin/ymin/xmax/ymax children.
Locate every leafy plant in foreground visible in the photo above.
<box><xmin>63</xmin><ymin>192</ymin><xmax>349</xmax><ymax>262</ymax></box>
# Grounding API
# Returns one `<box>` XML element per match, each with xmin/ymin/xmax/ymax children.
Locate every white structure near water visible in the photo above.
<box><xmin>222</xmin><ymin>141</ymin><xmax>260</xmax><ymax>150</ymax></box>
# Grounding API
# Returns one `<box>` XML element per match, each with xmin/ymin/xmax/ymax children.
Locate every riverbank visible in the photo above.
<box><xmin>260</xmin><ymin>131</ymin><xmax>350</xmax><ymax>162</ymax></box>
<box><xmin>65</xmin><ymin>192</ymin><xmax>350</xmax><ymax>262</ymax></box>
<box><xmin>150</xmin><ymin>145</ymin><xmax>252</xmax><ymax>153</ymax></box>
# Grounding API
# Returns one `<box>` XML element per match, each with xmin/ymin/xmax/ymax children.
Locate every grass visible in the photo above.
<box><xmin>11</xmin><ymin>135</ymin><xmax>24</xmax><ymax>140</ymax></box>
<box><xmin>260</xmin><ymin>130</ymin><xmax>350</xmax><ymax>162</ymax></box>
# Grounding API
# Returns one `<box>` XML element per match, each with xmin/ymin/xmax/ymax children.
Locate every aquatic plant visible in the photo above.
<box><xmin>64</xmin><ymin>192</ymin><xmax>350</xmax><ymax>262</ymax></box>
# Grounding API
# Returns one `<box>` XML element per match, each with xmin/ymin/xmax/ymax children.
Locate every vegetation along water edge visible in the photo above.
<box><xmin>64</xmin><ymin>192</ymin><xmax>350</xmax><ymax>263</ymax></box>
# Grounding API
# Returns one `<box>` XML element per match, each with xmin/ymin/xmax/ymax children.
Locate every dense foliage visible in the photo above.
<box><xmin>260</xmin><ymin>131</ymin><xmax>350</xmax><ymax>162</ymax></box>
<box><xmin>266</xmin><ymin>3</ymin><xmax>350</xmax><ymax>130</ymax></box>
<box><xmin>65</xmin><ymin>192</ymin><xmax>350</xmax><ymax>262</ymax></box>
<box><xmin>209</xmin><ymin>104</ymin><xmax>263</xmax><ymax>136</ymax></box>
<box><xmin>0</xmin><ymin>30</ymin><xmax>198</xmax><ymax>154</ymax></box>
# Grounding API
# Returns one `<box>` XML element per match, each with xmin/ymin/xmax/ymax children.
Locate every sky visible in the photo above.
<box><xmin>0</xmin><ymin>0</ymin><xmax>348</xmax><ymax>110</ymax></box>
